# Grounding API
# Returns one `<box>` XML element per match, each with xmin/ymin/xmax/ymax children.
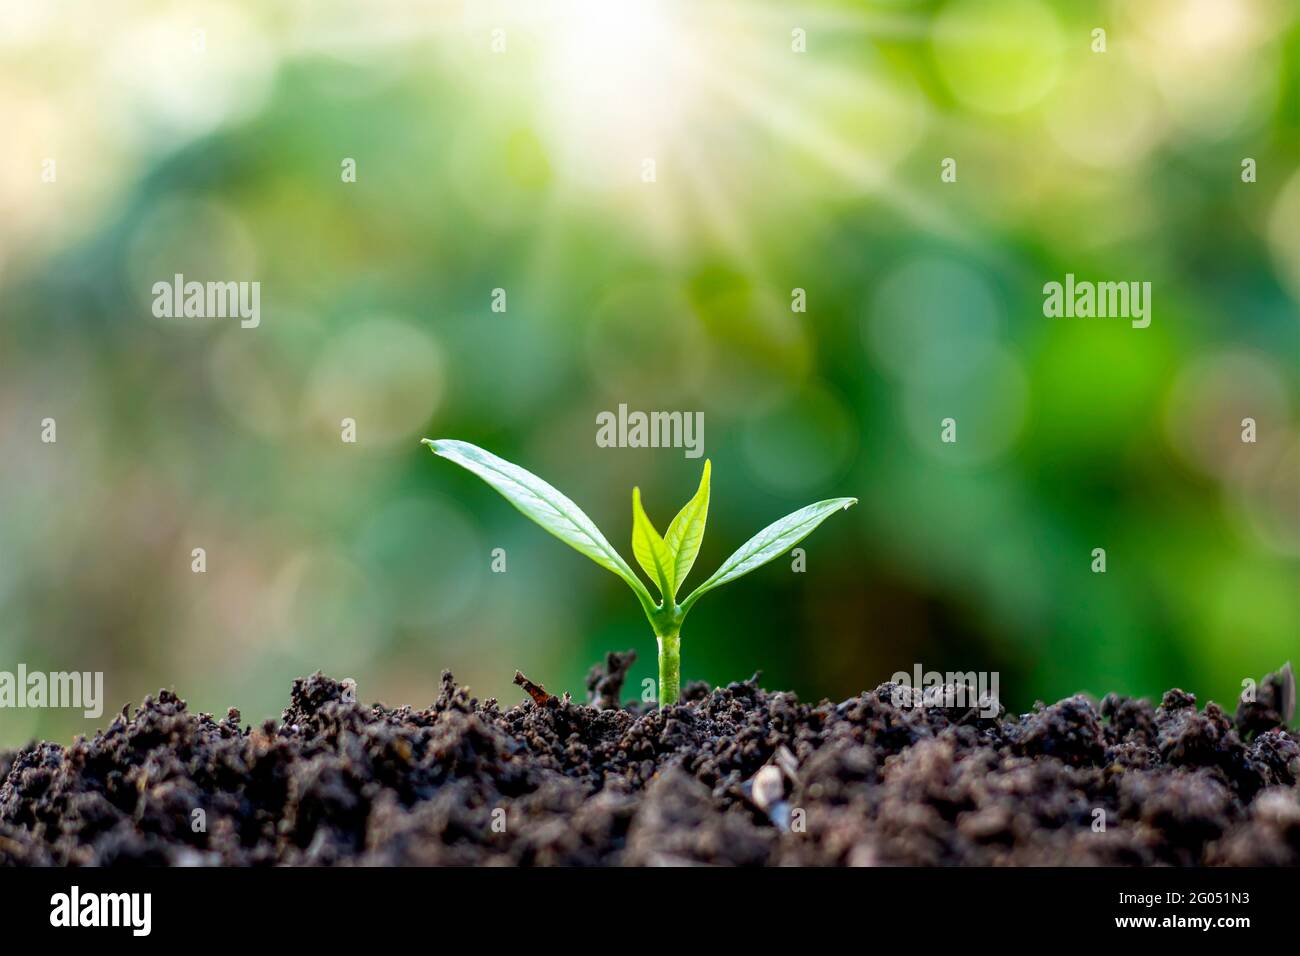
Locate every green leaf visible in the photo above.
<box><xmin>682</xmin><ymin>497</ymin><xmax>857</xmax><ymax>611</ymax></box>
<box><xmin>632</xmin><ymin>487</ymin><xmax>676</xmax><ymax>600</ymax></box>
<box><xmin>664</xmin><ymin>459</ymin><xmax>710</xmax><ymax>593</ymax></box>
<box><xmin>422</xmin><ymin>439</ymin><xmax>654</xmax><ymax>609</ymax></box>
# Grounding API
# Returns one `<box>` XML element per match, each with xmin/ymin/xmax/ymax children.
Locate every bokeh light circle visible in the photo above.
<box><xmin>305</xmin><ymin>317</ymin><xmax>445</xmax><ymax>448</ymax></box>
<box><xmin>903</xmin><ymin>346</ymin><xmax>1028</xmax><ymax>466</ymax></box>
<box><xmin>932</xmin><ymin>0</ymin><xmax>1063</xmax><ymax>115</ymax></box>
<box><xmin>865</xmin><ymin>256</ymin><xmax>1002</xmax><ymax>387</ymax></box>
<box><xmin>354</xmin><ymin>496</ymin><xmax>484</xmax><ymax>629</ymax></box>
<box><xmin>741</xmin><ymin>383</ymin><xmax>857</xmax><ymax>493</ymax></box>
<box><xmin>1268</xmin><ymin>170</ymin><xmax>1300</xmax><ymax>306</ymax></box>
<box><xmin>1164</xmin><ymin>351</ymin><xmax>1291</xmax><ymax>483</ymax></box>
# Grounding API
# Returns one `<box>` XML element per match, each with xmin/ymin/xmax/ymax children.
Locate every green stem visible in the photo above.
<box><xmin>657</xmin><ymin>632</ymin><xmax>681</xmax><ymax>706</ymax></box>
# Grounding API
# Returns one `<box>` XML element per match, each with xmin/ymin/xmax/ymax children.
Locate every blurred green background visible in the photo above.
<box><xmin>1</xmin><ymin>0</ymin><xmax>1297</xmax><ymax>746</ymax></box>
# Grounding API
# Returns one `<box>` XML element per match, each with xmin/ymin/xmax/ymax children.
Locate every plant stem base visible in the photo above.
<box><xmin>657</xmin><ymin>633</ymin><xmax>680</xmax><ymax>705</ymax></box>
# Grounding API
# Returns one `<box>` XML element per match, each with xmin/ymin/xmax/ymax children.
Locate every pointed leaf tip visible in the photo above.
<box><xmin>632</xmin><ymin>486</ymin><xmax>676</xmax><ymax>600</ymax></box>
<box><xmin>682</xmin><ymin>496</ymin><xmax>857</xmax><ymax>610</ymax></box>
<box><xmin>421</xmin><ymin>439</ymin><xmax>653</xmax><ymax>610</ymax></box>
<box><xmin>664</xmin><ymin>458</ymin><xmax>711</xmax><ymax>593</ymax></box>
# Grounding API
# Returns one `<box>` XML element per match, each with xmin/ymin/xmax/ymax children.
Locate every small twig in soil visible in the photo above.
<box><xmin>586</xmin><ymin>649</ymin><xmax>637</xmax><ymax>710</ymax></box>
<box><xmin>513</xmin><ymin>670</ymin><xmax>552</xmax><ymax>706</ymax></box>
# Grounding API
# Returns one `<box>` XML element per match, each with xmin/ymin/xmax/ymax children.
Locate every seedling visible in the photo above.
<box><xmin>422</xmin><ymin>439</ymin><xmax>857</xmax><ymax>705</ymax></box>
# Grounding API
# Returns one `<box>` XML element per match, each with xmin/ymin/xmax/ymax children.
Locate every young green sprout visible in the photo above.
<box><xmin>422</xmin><ymin>439</ymin><xmax>856</xmax><ymax>705</ymax></box>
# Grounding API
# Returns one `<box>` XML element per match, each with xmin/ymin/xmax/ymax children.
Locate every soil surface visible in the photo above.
<box><xmin>1</xmin><ymin>656</ymin><xmax>1296</xmax><ymax>866</ymax></box>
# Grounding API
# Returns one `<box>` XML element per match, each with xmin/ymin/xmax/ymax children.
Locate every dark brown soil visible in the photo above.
<box><xmin>1</xmin><ymin>658</ymin><xmax>1296</xmax><ymax>866</ymax></box>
